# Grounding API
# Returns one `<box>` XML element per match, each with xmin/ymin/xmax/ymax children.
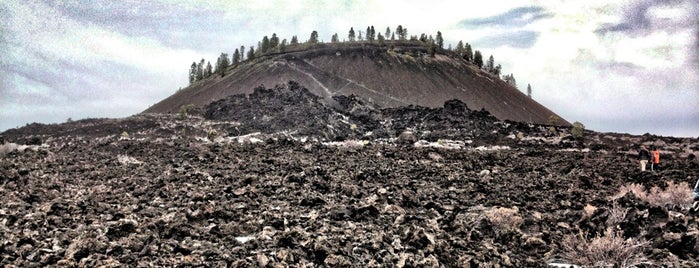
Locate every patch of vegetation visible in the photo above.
<box><xmin>560</xmin><ymin>228</ymin><xmax>650</xmax><ymax>267</ymax></box>
<box><xmin>614</xmin><ymin>181</ymin><xmax>693</xmax><ymax>206</ymax></box>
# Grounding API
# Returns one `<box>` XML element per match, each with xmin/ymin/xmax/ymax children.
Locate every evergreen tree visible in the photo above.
<box><xmin>485</xmin><ymin>55</ymin><xmax>495</xmax><ymax>72</ymax></box>
<box><xmin>419</xmin><ymin>33</ymin><xmax>427</xmax><ymax>42</ymax></box>
<box><xmin>391</xmin><ymin>33</ymin><xmax>395</xmax><ymax>40</ymax></box>
<box><xmin>247</xmin><ymin>46</ymin><xmax>255</xmax><ymax>60</ymax></box>
<box><xmin>385</xmin><ymin>27</ymin><xmax>391</xmax><ymax>39</ymax></box>
<box><xmin>436</xmin><ymin>31</ymin><xmax>444</xmax><ymax>49</ymax></box>
<box><xmin>309</xmin><ymin>30</ymin><xmax>319</xmax><ymax>44</ymax></box>
<box><xmin>279</xmin><ymin>39</ymin><xmax>287</xmax><ymax>52</ymax></box>
<box><xmin>527</xmin><ymin>84</ymin><xmax>532</xmax><ymax>97</ymax></box>
<box><xmin>331</xmin><ymin>33</ymin><xmax>339</xmax><ymax>43</ymax></box>
<box><xmin>464</xmin><ymin>43</ymin><xmax>473</xmax><ymax>62</ymax></box>
<box><xmin>377</xmin><ymin>32</ymin><xmax>385</xmax><ymax>45</ymax></box>
<box><xmin>370</xmin><ymin>26</ymin><xmax>376</xmax><ymax>42</ymax></box>
<box><xmin>473</xmin><ymin>50</ymin><xmax>483</xmax><ymax>68</ymax></box>
<box><xmin>503</xmin><ymin>73</ymin><xmax>517</xmax><ymax>88</ymax></box>
<box><xmin>428</xmin><ymin>43</ymin><xmax>437</xmax><ymax>57</ymax></box>
<box><xmin>216</xmin><ymin>53</ymin><xmax>229</xmax><ymax>77</ymax></box>
<box><xmin>455</xmin><ymin>41</ymin><xmax>464</xmax><ymax>57</ymax></box>
<box><xmin>366</xmin><ymin>26</ymin><xmax>372</xmax><ymax>42</ymax></box>
<box><xmin>196</xmin><ymin>59</ymin><xmax>204</xmax><ymax>81</ymax></box>
<box><xmin>401</xmin><ymin>27</ymin><xmax>408</xmax><ymax>40</ymax></box>
<box><xmin>240</xmin><ymin>46</ymin><xmax>245</xmax><ymax>61</ymax></box>
<box><xmin>189</xmin><ymin>62</ymin><xmax>197</xmax><ymax>84</ymax></box>
<box><xmin>493</xmin><ymin>64</ymin><xmax>502</xmax><ymax>76</ymax></box>
<box><xmin>396</xmin><ymin>25</ymin><xmax>403</xmax><ymax>40</ymax></box>
<box><xmin>205</xmin><ymin>61</ymin><xmax>212</xmax><ymax>77</ymax></box>
<box><xmin>232</xmin><ymin>49</ymin><xmax>240</xmax><ymax>64</ymax></box>
<box><xmin>270</xmin><ymin>33</ymin><xmax>279</xmax><ymax>50</ymax></box>
<box><xmin>348</xmin><ymin>27</ymin><xmax>356</xmax><ymax>42</ymax></box>
<box><xmin>291</xmin><ymin>35</ymin><xmax>299</xmax><ymax>45</ymax></box>
<box><xmin>261</xmin><ymin>36</ymin><xmax>270</xmax><ymax>54</ymax></box>
<box><xmin>358</xmin><ymin>31</ymin><xmax>363</xmax><ymax>41</ymax></box>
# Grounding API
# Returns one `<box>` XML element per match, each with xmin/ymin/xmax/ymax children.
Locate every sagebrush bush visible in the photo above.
<box><xmin>484</xmin><ymin>206</ymin><xmax>522</xmax><ymax>231</ymax></box>
<box><xmin>560</xmin><ymin>228</ymin><xmax>649</xmax><ymax>267</ymax></box>
<box><xmin>614</xmin><ymin>181</ymin><xmax>693</xmax><ymax>206</ymax></box>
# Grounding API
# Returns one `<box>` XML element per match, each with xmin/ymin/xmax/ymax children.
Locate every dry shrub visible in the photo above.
<box><xmin>614</xmin><ymin>181</ymin><xmax>693</xmax><ymax>206</ymax></box>
<box><xmin>484</xmin><ymin>206</ymin><xmax>522</xmax><ymax>231</ymax></box>
<box><xmin>606</xmin><ymin>202</ymin><xmax>628</xmax><ymax>227</ymax></box>
<box><xmin>560</xmin><ymin>228</ymin><xmax>650</xmax><ymax>267</ymax></box>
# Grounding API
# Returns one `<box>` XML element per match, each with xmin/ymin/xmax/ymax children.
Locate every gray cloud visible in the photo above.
<box><xmin>459</xmin><ymin>6</ymin><xmax>552</xmax><ymax>28</ymax></box>
<box><xmin>595</xmin><ymin>0</ymin><xmax>692</xmax><ymax>35</ymax></box>
<box><xmin>474</xmin><ymin>30</ymin><xmax>540</xmax><ymax>49</ymax></box>
<box><xmin>45</xmin><ymin>1</ymin><xmax>232</xmax><ymax>50</ymax></box>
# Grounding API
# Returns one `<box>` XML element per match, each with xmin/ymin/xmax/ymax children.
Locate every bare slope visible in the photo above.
<box><xmin>144</xmin><ymin>42</ymin><xmax>568</xmax><ymax>125</ymax></box>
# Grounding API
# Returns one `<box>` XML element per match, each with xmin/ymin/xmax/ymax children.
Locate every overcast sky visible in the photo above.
<box><xmin>1</xmin><ymin>0</ymin><xmax>697</xmax><ymax>137</ymax></box>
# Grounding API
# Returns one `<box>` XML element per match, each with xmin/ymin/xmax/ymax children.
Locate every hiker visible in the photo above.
<box><xmin>650</xmin><ymin>146</ymin><xmax>660</xmax><ymax>171</ymax></box>
<box><xmin>637</xmin><ymin>145</ymin><xmax>651</xmax><ymax>171</ymax></box>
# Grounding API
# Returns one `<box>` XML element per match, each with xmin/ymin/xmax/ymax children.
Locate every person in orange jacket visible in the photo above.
<box><xmin>650</xmin><ymin>146</ymin><xmax>660</xmax><ymax>171</ymax></box>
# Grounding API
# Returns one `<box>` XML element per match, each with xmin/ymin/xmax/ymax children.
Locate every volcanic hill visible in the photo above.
<box><xmin>145</xmin><ymin>42</ymin><xmax>568</xmax><ymax>126</ymax></box>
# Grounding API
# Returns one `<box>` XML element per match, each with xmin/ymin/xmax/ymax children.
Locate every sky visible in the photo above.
<box><xmin>1</xmin><ymin>0</ymin><xmax>697</xmax><ymax>137</ymax></box>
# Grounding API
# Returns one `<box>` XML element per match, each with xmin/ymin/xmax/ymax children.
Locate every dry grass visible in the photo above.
<box><xmin>560</xmin><ymin>228</ymin><xmax>650</xmax><ymax>267</ymax></box>
<box><xmin>614</xmin><ymin>181</ymin><xmax>693</xmax><ymax>206</ymax></box>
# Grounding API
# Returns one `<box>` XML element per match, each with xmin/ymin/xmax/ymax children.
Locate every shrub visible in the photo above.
<box><xmin>572</xmin><ymin>121</ymin><xmax>585</xmax><ymax>139</ymax></box>
<box><xmin>614</xmin><ymin>181</ymin><xmax>693</xmax><ymax>206</ymax></box>
<box><xmin>560</xmin><ymin>228</ymin><xmax>649</xmax><ymax>267</ymax></box>
<box><xmin>207</xmin><ymin>129</ymin><xmax>218</xmax><ymax>141</ymax></box>
<box><xmin>484</xmin><ymin>206</ymin><xmax>522</xmax><ymax>231</ymax></box>
<box><xmin>179</xmin><ymin>104</ymin><xmax>195</xmax><ymax>120</ymax></box>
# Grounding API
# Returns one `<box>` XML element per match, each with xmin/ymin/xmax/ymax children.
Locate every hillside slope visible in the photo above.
<box><xmin>144</xmin><ymin>42</ymin><xmax>568</xmax><ymax>125</ymax></box>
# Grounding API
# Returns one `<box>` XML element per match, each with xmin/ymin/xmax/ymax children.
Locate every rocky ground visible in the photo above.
<box><xmin>2</xmin><ymin>82</ymin><xmax>699</xmax><ymax>267</ymax></box>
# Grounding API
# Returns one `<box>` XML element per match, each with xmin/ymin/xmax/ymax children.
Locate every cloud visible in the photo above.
<box><xmin>474</xmin><ymin>30</ymin><xmax>540</xmax><ymax>49</ymax></box>
<box><xmin>595</xmin><ymin>0</ymin><xmax>696</xmax><ymax>35</ymax></box>
<box><xmin>459</xmin><ymin>6</ymin><xmax>552</xmax><ymax>28</ymax></box>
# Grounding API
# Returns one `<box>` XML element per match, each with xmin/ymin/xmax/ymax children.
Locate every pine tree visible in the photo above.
<box><xmin>261</xmin><ymin>36</ymin><xmax>270</xmax><ymax>54</ymax></box>
<box><xmin>247</xmin><ymin>46</ymin><xmax>255</xmax><ymax>60</ymax></box>
<box><xmin>527</xmin><ymin>84</ymin><xmax>532</xmax><ymax>97</ymax></box>
<box><xmin>216</xmin><ymin>53</ymin><xmax>229</xmax><ymax>77</ymax></box>
<box><xmin>396</xmin><ymin>25</ymin><xmax>403</xmax><ymax>40</ymax></box>
<box><xmin>377</xmin><ymin>32</ymin><xmax>385</xmax><ymax>45</ymax></box>
<box><xmin>348</xmin><ymin>27</ymin><xmax>356</xmax><ymax>42</ymax></box>
<box><xmin>419</xmin><ymin>33</ymin><xmax>428</xmax><ymax>42</ymax></box>
<box><xmin>391</xmin><ymin>33</ymin><xmax>395</xmax><ymax>40</ymax></box>
<box><xmin>455</xmin><ymin>41</ymin><xmax>464</xmax><ymax>57</ymax></box>
<box><xmin>358</xmin><ymin>31</ymin><xmax>363</xmax><ymax>41</ymax></box>
<box><xmin>196</xmin><ymin>59</ymin><xmax>204</xmax><ymax>81</ymax></box>
<box><xmin>473</xmin><ymin>51</ymin><xmax>483</xmax><ymax>68</ymax></box>
<box><xmin>309</xmin><ymin>30</ymin><xmax>319</xmax><ymax>44</ymax></box>
<box><xmin>232</xmin><ymin>49</ymin><xmax>240</xmax><ymax>64</ymax></box>
<box><xmin>385</xmin><ymin>27</ymin><xmax>391</xmax><ymax>39</ymax></box>
<box><xmin>485</xmin><ymin>55</ymin><xmax>495</xmax><ymax>72</ymax></box>
<box><xmin>240</xmin><ymin>46</ymin><xmax>245</xmax><ymax>61</ymax></box>
<box><xmin>436</xmin><ymin>31</ymin><xmax>444</xmax><ymax>49</ymax></box>
<box><xmin>464</xmin><ymin>43</ymin><xmax>473</xmax><ymax>62</ymax></box>
<box><xmin>370</xmin><ymin>26</ymin><xmax>376</xmax><ymax>42</ymax></box>
<box><xmin>279</xmin><ymin>39</ymin><xmax>287</xmax><ymax>52</ymax></box>
<box><xmin>503</xmin><ymin>73</ymin><xmax>517</xmax><ymax>88</ymax></box>
<box><xmin>428</xmin><ymin>43</ymin><xmax>437</xmax><ymax>57</ymax></box>
<box><xmin>270</xmin><ymin>33</ymin><xmax>279</xmax><ymax>50</ymax></box>
<box><xmin>493</xmin><ymin>64</ymin><xmax>502</xmax><ymax>76</ymax></box>
<box><xmin>290</xmin><ymin>35</ymin><xmax>298</xmax><ymax>45</ymax></box>
<box><xmin>205</xmin><ymin>61</ymin><xmax>212</xmax><ymax>77</ymax></box>
<box><xmin>331</xmin><ymin>33</ymin><xmax>339</xmax><ymax>43</ymax></box>
<box><xmin>189</xmin><ymin>62</ymin><xmax>197</xmax><ymax>84</ymax></box>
